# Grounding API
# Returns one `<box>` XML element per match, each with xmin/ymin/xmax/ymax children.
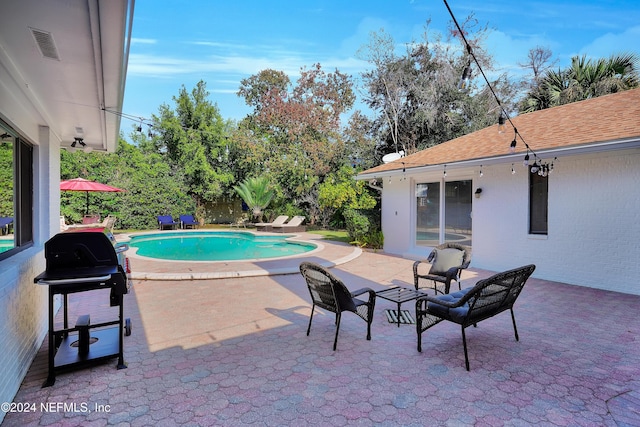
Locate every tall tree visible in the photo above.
<box><xmin>237</xmin><ymin>64</ymin><xmax>356</xmax><ymax>224</ymax></box>
<box><xmin>152</xmin><ymin>81</ymin><xmax>235</xmax><ymax>211</ymax></box>
<box><xmin>358</xmin><ymin>16</ymin><xmax>511</xmax><ymax>155</ymax></box>
<box><xmin>519</xmin><ymin>53</ymin><xmax>640</xmax><ymax>112</ymax></box>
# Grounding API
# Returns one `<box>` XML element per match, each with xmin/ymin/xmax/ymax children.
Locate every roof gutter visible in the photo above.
<box><xmin>355</xmin><ymin>136</ymin><xmax>640</xmax><ymax>181</ymax></box>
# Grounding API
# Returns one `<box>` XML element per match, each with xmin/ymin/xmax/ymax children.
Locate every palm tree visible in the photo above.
<box><xmin>233</xmin><ymin>176</ymin><xmax>275</xmax><ymax>221</ymax></box>
<box><xmin>520</xmin><ymin>53</ymin><xmax>640</xmax><ymax>112</ymax></box>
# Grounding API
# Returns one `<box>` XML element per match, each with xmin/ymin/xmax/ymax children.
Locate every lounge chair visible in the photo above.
<box><xmin>179</xmin><ymin>214</ymin><xmax>199</xmax><ymax>229</ymax></box>
<box><xmin>65</xmin><ymin>215</ymin><xmax>117</xmax><ymax>231</ymax></box>
<box><xmin>82</xmin><ymin>214</ymin><xmax>100</xmax><ymax>224</ymax></box>
<box><xmin>255</xmin><ymin>215</ymin><xmax>289</xmax><ymax>231</ymax></box>
<box><xmin>59</xmin><ymin>216</ymin><xmax>69</xmax><ymax>232</ymax></box>
<box><xmin>272</xmin><ymin>215</ymin><xmax>306</xmax><ymax>233</ymax></box>
<box><xmin>157</xmin><ymin>215</ymin><xmax>178</xmax><ymax>230</ymax></box>
<box><xmin>0</xmin><ymin>217</ymin><xmax>13</xmax><ymax>235</ymax></box>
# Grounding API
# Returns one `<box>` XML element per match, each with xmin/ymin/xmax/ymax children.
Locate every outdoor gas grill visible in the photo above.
<box><xmin>34</xmin><ymin>228</ymin><xmax>132</xmax><ymax>387</ymax></box>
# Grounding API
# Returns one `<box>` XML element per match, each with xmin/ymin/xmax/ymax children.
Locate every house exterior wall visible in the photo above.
<box><xmin>474</xmin><ymin>148</ymin><xmax>640</xmax><ymax>295</ymax></box>
<box><xmin>0</xmin><ymin>78</ymin><xmax>60</xmax><ymax>419</ymax></box>
<box><xmin>381</xmin><ymin>178</ymin><xmax>414</xmax><ymax>255</ymax></box>
<box><xmin>381</xmin><ymin>148</ymin><xmax>640</xmax><ymax>295</ymax></box>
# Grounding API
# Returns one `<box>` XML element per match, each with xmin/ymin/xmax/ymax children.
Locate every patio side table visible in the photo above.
<box><xmin>376</xmin><ymin>286</ymin><xmax>426</xmax><ymax>327</ymax></box>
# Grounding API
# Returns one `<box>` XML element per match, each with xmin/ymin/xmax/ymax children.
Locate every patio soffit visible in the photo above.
<box><xmin>0</xmin><ymin>0</ymin><xmax>134</xmax><ymax>152</ymax></box>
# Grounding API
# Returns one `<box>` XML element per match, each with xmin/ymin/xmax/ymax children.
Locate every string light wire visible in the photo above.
<box><xmin>443</xmin><ymin>0</ymin><xmax>554</xmax><ymax>174</ymax></box>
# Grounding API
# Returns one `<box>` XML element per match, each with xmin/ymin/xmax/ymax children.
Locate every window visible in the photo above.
<box><xmin>416</xmin><ymin>180</ymin><xmax>472</xmax><ymax>247</ymax></box>
<box><xmin>0</xmin><ymin>120</ymin><xmax>33</xmax><ymax>261</ymax></box>
<box><xmin>416</xmin><ymin>182</ymin><xmax>440</xmax><ymax>246</ymax></box>
<box><xmin>444</xmin><ymin>180</ymin><xmax>472</xmax><ymax>245</ymax></box>
<box><xmin>529</xmin><ymin>172</ymin><xmax>548</xmax><ymax>235</ymax></box>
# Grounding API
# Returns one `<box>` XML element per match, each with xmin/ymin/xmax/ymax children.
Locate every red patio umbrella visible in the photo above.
<box><xmin>60</xmin><ymin>178</ymin><xmax>125</xmax><ymax>215</ymax></box>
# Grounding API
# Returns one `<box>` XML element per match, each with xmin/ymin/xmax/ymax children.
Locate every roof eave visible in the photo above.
<box><xmin>355</xmin><ymin>136</ymin><xmax>640</xmax><ymax>180</ymax></box>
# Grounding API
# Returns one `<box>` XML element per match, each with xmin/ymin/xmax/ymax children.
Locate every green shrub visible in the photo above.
<box><xmin>343</xmin><ymin>208</ymin><xmax>370</xmax><ymax>242</ymax></box>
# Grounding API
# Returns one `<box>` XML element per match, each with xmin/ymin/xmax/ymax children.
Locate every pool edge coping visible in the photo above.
<box><xmin>130</xmin><ymin>246</ymin><xmax>363</xmax><ymax>281</ymax></box>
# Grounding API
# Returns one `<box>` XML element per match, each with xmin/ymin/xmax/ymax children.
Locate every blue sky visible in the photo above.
<box><xmin>122</xmin><ymin>0</ymin><xmax>640</xmax><ymax>129</ymax></box>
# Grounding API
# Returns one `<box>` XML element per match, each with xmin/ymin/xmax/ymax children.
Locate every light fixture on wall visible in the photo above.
<box><xmin>474</xmin><ymin>188</ymin><xmax>483</xmax><ymax>198</ymax></box>
<box><xmin>71</xmin><ymin>137</ymin><xmax>86</xmax><ymax>148</ymax></box>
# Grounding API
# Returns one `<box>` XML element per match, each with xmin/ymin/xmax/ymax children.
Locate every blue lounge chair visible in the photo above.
<box><xmin>179</xmin><ymin>214</ymin><xmax>199</xmax><ymax>229</ymax></box>
<box><xmin>0</xmin><ymin>217</ymin><xmax>13</xmax><ymax>235</ymax></box>
<box><xmin>157</xmin><ymin>215</ymin><xmax>178</xmax><ymax>230</ymax></box>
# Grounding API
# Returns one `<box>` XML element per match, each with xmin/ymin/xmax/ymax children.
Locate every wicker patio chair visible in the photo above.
<box><xmin>413</xmin><ymin>243</ymin><xmax>471</xmax><ymax>294</ymax></box>
<box><xmin>416</xmin><ymin>264</ymin><xmax>536</xmax><ymax>370</ymax></box>
<box><xmin>299</xmin><ymin>262</ymin><xmax>376</xmax><ymax>350</ymax></box>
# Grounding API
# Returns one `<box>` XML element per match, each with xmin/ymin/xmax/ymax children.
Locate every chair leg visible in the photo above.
<box><xmin>510</xmin><ymin>308</ymin><xmax>519</xmax><ymax>341</ymax></box>
<box><xmin>333</xmin><ymin>313</ymin><xmax>342</xmax><ymax>351</ymax></box>
<box><xmin>306</xmin><ymin>304</ymin><xmax>315</xmax><ymax>336</ymax></box>
<box><xmin>461</xmin><ymin>326</ymin><xmax>470</xmax><ymax>371</ymax></box>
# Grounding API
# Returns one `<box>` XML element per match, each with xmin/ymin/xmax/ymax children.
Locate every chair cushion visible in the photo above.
<box><xmin>427</xmin><ymin>287</ymin><xmax>472</xmax><ymax>323</ymax></box>
<box><xmin>430</xmin><ymin>248</ymin><xmax>464</xmax><ymax>275</ymax></box>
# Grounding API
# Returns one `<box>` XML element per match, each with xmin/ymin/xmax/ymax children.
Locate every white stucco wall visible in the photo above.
<box><xmin>474</xmin><ymin>148</ymin><xmax>640</xmax><ymax>295</ymax></box>
<box><xmin>0</xmin><ymin>79</ymin><xmax>60</xmax><ymax>417</ymax></box>
<box><xmin>381</xmin><ymin>148</ymin><xmax>640</xmax><ymax>295</ymax></box>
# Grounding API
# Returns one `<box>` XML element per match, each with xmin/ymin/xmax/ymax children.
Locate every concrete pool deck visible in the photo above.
<box><xmin>3</xmin><ymin>241</ymin><xmax>640</xmax><ymax>426</ymax></box>
<box><xmin>122</xmin><ymin>231</ymin><xmax>362</xmax><ymax>281</ymax></box>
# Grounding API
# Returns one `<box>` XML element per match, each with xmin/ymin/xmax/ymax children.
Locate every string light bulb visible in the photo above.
<box><xmin>458</xmin><ymin>62</ymin><xmax>472</xmax><ymax>90</ymax></box>
<box><xmin>509</xmin><ymin>138</ymin><xmax>517</xmax><ymax>153</ymax></box>
<box><xmin>498</xmin><ymin>113</ymin><xmax>506</xmax><ymax>134</ymax></box>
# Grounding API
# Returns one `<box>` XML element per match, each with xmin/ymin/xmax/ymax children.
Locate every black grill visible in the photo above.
<box><xmin>34</xmin><ymin>228</ymin><xmax>131</xmax><ymax>387</ymax></box>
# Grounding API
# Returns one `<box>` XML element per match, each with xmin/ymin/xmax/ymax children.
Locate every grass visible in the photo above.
<box><xmin>307</xmin><ymin>229</ymin><xmax>350</xmax><ymax>243</ymax></box>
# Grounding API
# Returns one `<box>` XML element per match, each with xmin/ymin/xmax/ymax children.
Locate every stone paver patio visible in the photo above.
<box><xmin>3</xmin><ymin>234</ymin><xmax>640</xmax><ymax>426</ymax></box>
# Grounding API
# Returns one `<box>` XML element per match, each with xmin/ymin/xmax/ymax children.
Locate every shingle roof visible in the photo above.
<box><xmin>359</xmin><ymin>88</ymin><xmax>640</xmax><ymax>176</ymax></box>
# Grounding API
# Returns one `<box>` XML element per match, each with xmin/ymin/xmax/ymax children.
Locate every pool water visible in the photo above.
<box><xmin>127</xmin><ymin>231</ymin><xmax>316</xmax><ymax>261</ymax></box>
<box><xmin>0</xmin><ymin>240</ymin><xmax>13</xmax><ymax>253</ymax></box>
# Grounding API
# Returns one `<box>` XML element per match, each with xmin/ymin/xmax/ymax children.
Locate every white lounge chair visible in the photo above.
<box><xmin>272</xmin><ymin>216</ymin><xmax>306</xmax><ymax>233</ymax></box>
<box><xmin>255</xmin><ymin>215</ymin><xmax>289</xmax><ymax>231</ymax></box>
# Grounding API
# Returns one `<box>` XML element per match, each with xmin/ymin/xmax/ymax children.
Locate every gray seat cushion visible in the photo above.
<box><xmin>427</xmin><ymin>287</ymin><xmax>472</xmax><ymax>322</ymax></box>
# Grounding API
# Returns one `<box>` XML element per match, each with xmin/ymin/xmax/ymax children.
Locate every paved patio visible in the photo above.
<box><xmin>3</xmin><ymin>235</ymin><xmax>640</xmax><ymax>426</ymax></box>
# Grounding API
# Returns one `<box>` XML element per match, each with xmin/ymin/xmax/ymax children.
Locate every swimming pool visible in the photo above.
<box><xmin>126</xmin><ymin>231</ymin><xmax>317</xmax><ymax>261</ymax></box>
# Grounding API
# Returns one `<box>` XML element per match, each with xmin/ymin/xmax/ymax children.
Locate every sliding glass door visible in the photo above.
<box><xmin>416</xmin><ymin>179</ymin><xmax>472</xmax><ymax>248</ymax></box>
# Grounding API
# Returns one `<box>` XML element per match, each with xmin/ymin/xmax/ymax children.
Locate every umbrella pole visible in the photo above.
<box><xmin>85</xmin><ymin>192</ymin><xmax>89</xmax><ymax>215</ymax></box>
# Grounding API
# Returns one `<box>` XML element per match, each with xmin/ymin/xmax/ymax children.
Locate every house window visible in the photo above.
<box><xmin>529</xmin><ymin>172</ymin><xmax>548</xmax><ymax>235</ymax></box>
<box><xmin>416</xmin><ymin>180</ymin><xmax>473</xmax><ymax>247</ymax></box>
<box><xmin>444</xmin><ymin>180</ymin><xmax>472</xmax><ymax>245</ymax></box>
<box><xmin>416</xmin><ymin>182</ymin><xmax>440</xmax><ymax>246</ymax></box>
<box><xmin>0</xmin><ymin>120</ymin><xmax>33</xmax><ymax>261</ymax></box>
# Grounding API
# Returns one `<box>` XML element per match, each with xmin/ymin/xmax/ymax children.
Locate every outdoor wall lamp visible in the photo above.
<box><xmin>71</xmin><ymin>137</ymin><xmax>86</xmax><ymax>148</ymax></box>
<box><xmin>475</xmin><ymin>188</ymin><xmax>483</xmax><ymax>198</ymax></box>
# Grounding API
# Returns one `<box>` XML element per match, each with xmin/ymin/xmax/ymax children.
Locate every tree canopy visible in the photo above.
<box><xmin>59</xmin><ymin>18</ymin><xmax>638</xmax><ymax>235</ymax></box>
<box><xmin>519</xmin><ymin>53</ymin><xmax>640</xmax><ymax>112</ymax></box>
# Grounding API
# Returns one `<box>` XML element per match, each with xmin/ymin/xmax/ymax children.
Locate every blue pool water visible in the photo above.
<box><xmin>128</xmin><ymin>231</ymin><xmax>316</xmax><ymax>261</ymax></box>
<box><xmin>0</xmin><ymin>240</ymin><xmax>13</xmax><ymax>253</ymax></box>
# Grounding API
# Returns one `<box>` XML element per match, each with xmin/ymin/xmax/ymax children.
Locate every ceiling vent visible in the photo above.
<box><xmin>30</xmin><ymin>28</ymin><xmax>60</xmax><ymax>61</ymax></box>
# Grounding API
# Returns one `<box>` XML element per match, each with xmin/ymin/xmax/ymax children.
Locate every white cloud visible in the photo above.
<box><xmin>131</xmin><ymin>38</ymin><xmax>157</xmax><ymax>45</ymax></box>
<box><xmin>579</xmin><ymin>25</ymin><xmax>640</xmax><ymax>58</ymax></box>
